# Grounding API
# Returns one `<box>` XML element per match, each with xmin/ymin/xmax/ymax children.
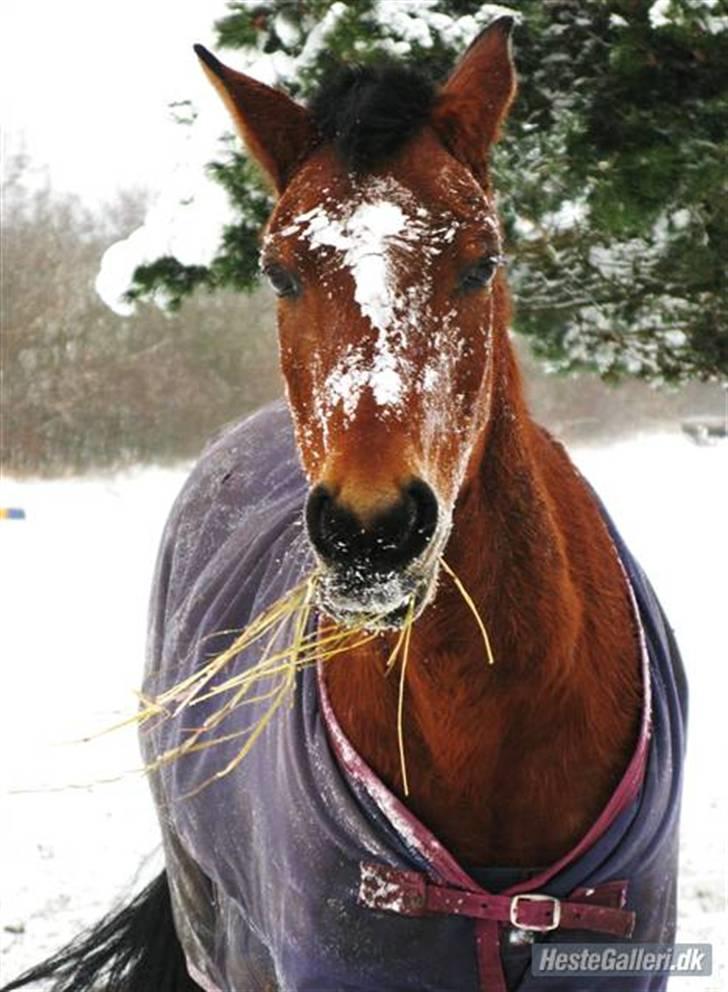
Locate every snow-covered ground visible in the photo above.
<box><xmin>1</xmin><ymin>432</ymin><xmax>726</xmax><ymax>988</ymax></box>
<box><xmin>0</xmin><ymin>467</ymin><xmax>185</xmax><ymax>982</ymax></box>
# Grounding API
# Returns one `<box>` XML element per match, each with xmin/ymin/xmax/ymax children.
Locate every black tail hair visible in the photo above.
<box><xmin>1</xmin><ymin>871</ymin><xmax>200</xmax><ymax>992</ymax></box>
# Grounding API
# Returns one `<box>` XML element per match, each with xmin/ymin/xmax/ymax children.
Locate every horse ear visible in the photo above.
<box><xmin>194</xmin><ymin>45</ymin><xmax>318</xmax><ymax>193</ymax></box>
<box><xmin>432</xmin><ymin>17</ymin><xmax>517</xmax><ymax>177</ymax></box>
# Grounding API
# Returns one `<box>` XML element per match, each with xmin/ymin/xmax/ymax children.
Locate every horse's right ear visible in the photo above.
<box><xmin>194</xmin><ymin>45</ymin><xmax>318</xmax><ymax>193</ymax></box>
<box><xmin>432</xmin><ymin>17</ymin><xmax>517</xmax><ymax>179</ymax></box>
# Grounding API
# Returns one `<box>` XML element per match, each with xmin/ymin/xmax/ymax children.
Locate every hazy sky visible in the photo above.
<box><xmin>1</xmin><ymin>0</ymin><xmax>231</xmax><ymax>203</ymax></box>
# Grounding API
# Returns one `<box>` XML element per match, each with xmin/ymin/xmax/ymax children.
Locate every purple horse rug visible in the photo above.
<box><xmin>142</xmin><ymin>400</ymin><xmax>687</xmax><ymax>992</ymax></box>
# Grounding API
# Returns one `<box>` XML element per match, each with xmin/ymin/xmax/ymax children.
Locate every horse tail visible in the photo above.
<box><xmin>1</xmin><ymin>870</ymin><xmax>200</xmax><ymax>992</ymax></box>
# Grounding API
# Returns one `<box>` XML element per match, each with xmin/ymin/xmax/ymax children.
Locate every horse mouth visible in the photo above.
<box><xmin>316</xmin><ymin>549</ymin><xmax>443</xmax><ymax>631</ymax></box>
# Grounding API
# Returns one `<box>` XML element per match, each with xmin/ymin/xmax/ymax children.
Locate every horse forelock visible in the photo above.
<box><xmin>310</xmin><ymin>63</ymin><xmax>436</xmax><ymax>172</ymax></box>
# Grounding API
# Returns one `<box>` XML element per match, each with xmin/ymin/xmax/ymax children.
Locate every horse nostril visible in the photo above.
<box><xmin>306</xmin><ymin>484</ymin><xmax>358</xmax><ymax>561</ymax></box>
<box><xmin>305</xmin><ymin>480</ymin><xmax>438</xmax><ymax>573</ymax></box>
<box><xmin>401</xmin><ymin>479</ymin><xmax>439</xmax><ymax>558</ymax></box>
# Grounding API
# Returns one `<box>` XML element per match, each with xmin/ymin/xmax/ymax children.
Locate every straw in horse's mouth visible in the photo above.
<box><xmin>98</xmin><ymin>554</ymin><xmax>492</xmax><ymax>799</ymax></box>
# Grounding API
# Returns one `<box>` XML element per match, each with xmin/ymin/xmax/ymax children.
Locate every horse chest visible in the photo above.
<box><xmin>326</xmin><ymin>682</ymin><xmax>631</xmax><ymax>868</ymax></box>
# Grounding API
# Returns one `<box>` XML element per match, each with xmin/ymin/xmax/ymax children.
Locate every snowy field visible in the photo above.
<box><xmin>1</xmin><ymin>432</ymin><xmax>726</xmax><ymax>988</ymax></box>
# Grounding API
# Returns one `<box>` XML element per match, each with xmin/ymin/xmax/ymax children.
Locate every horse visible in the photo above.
<box><xmin>3</xmin><ymin>17</ymin><xmax>687</xmax><ymax>992</ymax></box>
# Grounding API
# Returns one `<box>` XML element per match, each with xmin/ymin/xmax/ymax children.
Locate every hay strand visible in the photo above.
<box><xmin>440</xmin><ymin>558</ymin><xmax>495</xmax><ymax>667</ymax></box>
<box><xmin>396</xmin><ymin>598</ymin><xmax>415</xmax><ymax>797</ymax></box>
<box><xmin>135</xmin><ymin>572</ymin><xmax>392</xmax><ymax>795</ymax></box>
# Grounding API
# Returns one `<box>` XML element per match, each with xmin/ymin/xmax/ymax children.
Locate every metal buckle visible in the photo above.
<box><xmin>509</xmin><ymin>893</ymin><xmax>561</xmax><ymax>932</ymax></box>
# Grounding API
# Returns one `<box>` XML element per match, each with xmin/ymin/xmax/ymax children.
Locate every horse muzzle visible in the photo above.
<box><xmin>305</xmin><ymin>479</ymin><xmax>442</xmax><ymax>629</ymax></box>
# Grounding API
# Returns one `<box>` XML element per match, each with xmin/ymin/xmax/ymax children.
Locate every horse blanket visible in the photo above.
<box><xmin>142</xmin><ymin>400</ymin><xmax>687</xmax><ymax>992</ymax></box>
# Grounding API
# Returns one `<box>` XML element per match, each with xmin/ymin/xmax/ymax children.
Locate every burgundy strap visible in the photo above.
<box><xmin>475</xmin><ymin>920</ymin><xmax>506</xmax><ymax>992</ymax></box>
<box><xmin>358</xmin><ymin>862</ymin><xmax>635</xmax><ymax>992</ymax></box>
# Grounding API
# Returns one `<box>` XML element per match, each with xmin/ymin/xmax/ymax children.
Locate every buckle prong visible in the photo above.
<box><xmin>509</xmin><ymin>893</ymin><xmax>561</xmax><ymax>932</ymax></box>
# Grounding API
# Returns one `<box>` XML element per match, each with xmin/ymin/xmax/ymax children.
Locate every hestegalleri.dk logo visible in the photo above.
<box><xmin>532</xmin><ymin>943</ymin><xmax>712</xmax><ymax>978</ymax></box>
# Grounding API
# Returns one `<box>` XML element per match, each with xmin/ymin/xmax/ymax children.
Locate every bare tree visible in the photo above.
<box><xmin>1</xmin><ymin>157</ymin><xmax>281</xmax><ymax>475</ymax></box>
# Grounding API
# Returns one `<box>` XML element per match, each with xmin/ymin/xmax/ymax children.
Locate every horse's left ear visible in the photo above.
<box><xmin>432</xmin><ymin>17</ymin><xmax>517</xmax><ymax>178</ymax></box>
<box><xmin>194</xmin><ymin>45</ymin><xmax>318</xmax><ymax>193</ymax></box>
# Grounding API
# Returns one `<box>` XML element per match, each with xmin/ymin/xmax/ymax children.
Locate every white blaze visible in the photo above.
<box><xmin>298</xmin><ymin>198</ymin><xmax>408</xmax><ymax>335</ymax></box>
<box><xmin>283</xmin><ymin>182</ymin><xmax>426</xmax><ymax>415</ymax></box>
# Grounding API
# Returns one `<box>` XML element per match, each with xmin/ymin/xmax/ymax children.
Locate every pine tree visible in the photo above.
<box><xmin>123</xmin><ymin>1</ymin><xmax>728</xmax><ymax>383</ymax></box>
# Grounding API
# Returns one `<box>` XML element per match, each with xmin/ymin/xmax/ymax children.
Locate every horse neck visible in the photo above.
<box><xmin>324</xmin><ymin>318</ymin><xmax>643</xmax><ymax>867</ymax></box>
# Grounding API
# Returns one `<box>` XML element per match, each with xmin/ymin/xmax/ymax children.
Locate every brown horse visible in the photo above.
<box><xmin>196</xmin><ymin>18</ymin><xmax>642</xmax><ymax>868</ymax></box>
<box><xmin>5</xmin><ymin>18</ymin><xmax>687</xmax><ymax>992</ymax></box>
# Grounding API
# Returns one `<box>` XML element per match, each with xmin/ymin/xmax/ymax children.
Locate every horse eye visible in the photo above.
<box><xmin>458</xmin><ymin>255</ymin><xmax>504</xmax><ymax>293</ymax></box>
<box><xmin>264</xmin><ymin>263</ymin><xmax>300</xmax><ymax>299</ymax></box>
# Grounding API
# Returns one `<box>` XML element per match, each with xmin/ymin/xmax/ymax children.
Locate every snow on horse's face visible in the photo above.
<box><xmin>195</xmin><ymin>21</ymin><xmax>516</xmax><ymax>627</ymax></box>
<box><xmin>265</xmin><ymin>142</ymin><xmax>505</xmax><ymax>625</ymax></box>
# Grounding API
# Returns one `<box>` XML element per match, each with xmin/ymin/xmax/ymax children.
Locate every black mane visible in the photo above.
<box><xmin>310</xmin><ymin>63</ymin><xmax>436</xmax><ymax>172</ymax></box>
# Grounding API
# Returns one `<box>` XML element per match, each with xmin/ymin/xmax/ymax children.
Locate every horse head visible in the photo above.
<box><xmin>196</xmin><ymin>18</ymin><xmax>516</xmax><ymax>628</ymax></box>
